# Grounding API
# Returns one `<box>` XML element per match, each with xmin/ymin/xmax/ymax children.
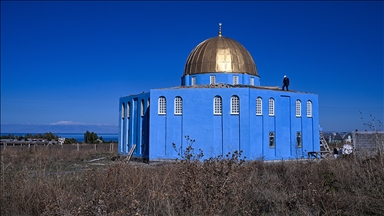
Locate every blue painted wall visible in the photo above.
<box><xmin>118</xmin><ymin>86</ymin><xmax>319</xmax><ymax>161</ymax></box>
<box><xmin>119</xmin><ymin>92</ymin><xmax>150</xmax><ymax>158</ymax></box>
<box><xmin>182</xmin><ymin>73</ymin><xmax>260</xmax><ymax>86</ymax></box>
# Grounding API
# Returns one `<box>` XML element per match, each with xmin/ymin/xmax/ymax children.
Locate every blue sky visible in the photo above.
<box><xmin>1</xmin><ymin>1</ymin><xmax>383</xmax><ymax>133</ymax></box>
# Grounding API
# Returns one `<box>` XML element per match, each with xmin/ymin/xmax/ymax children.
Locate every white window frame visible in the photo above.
<box><xmin>121</xmin><ymin>103</ymin><xmax>125</xmax><ymax>119</ymax></box>
<box><xmin>191</xmin><ymin>76</ymin><xmax>196</xmax><ymax>86</ymax></box>
<box><xmin>268</xmin><ymin>98</ymin><xmax>275</xmax><ymax>116</ymax></box>
<box><xmin>296</xmin><ymin>100</ymin><xmax>301</xmax><ymax>117</ymax></box>
<box><xmin>174</xmin><ymin>96</ymin><xmax>182</xmax><ymax>115</ymax></box>
<box><xmin>158</xmin><ymin>97</ymin><xmax>166</xmax><ymax>115</ymax></box>
<box><xmin>210</xmin><ymin>75</ymin><xmax>216</xmax><ymax>85</ymax></box>
<box><xmin>307</xmin><ymin>100</ymin><xmax>312</xmax><ymax>117</ymax></box>
<box><xmin>250</xmin><ymin>77</ymin><xmax>254</xmax><ymax>86</ymax></box>
<box><xmin>140</xmin><ymin>100</ymin><xmax>144</xmax><ymax>117</ymax></box>
<box><xmin>256</xmin><ymin>97</ymin><xmax>262</xmax><ymax>115</ymax></box>
<box><xmin>214</xmin><ymin>96</ymin><xmax>222</xmax><ymax>115</ymax></box>
<box><xmin>231</xmin><ymin>96</ymin><xmax>240</xmax><ymax>114</ymax></box>
<box><xmin>233</xmin><ymin>75</ymin><xmax>239</xmax><ymax>85</ymax></box>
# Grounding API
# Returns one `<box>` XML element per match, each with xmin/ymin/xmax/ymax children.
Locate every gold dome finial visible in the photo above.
<box><xmin>218</xmin><ymin>23</ymin><xmax>222</xmax><ymax>37</ymax></box>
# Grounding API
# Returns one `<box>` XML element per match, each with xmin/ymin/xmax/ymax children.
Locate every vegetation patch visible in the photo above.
<box><xmin>1</xmin><ymin>144</ymin><xmax>384</xmax><ymax>215</ymax></box>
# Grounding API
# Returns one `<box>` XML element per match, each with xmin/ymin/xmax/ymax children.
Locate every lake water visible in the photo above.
<box><xmin>0</xmin><ymin>133</ymin><xmax>118</xmax><ymax>142</ymax></box>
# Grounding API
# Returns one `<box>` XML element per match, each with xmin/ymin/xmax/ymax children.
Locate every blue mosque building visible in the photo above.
<box><xmin>118</xmin><ymin>26</ymin><xmax>320</xmax><ymax>161</ymax></box>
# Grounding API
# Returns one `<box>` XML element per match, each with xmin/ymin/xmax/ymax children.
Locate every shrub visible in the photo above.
<box><xmin>1</xmin><ymin>144</ymin><xmax>384</xmax><ymax>215</ymax></box>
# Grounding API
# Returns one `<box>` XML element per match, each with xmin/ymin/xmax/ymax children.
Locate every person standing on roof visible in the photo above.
<box><xmin>282</xmin><ymin>75</ymin><xmax>290</xmax><ymax>91</ymax></box>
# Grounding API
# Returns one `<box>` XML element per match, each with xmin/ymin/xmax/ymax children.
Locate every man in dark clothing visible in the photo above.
<box><xmin>333</xmin><ymin>148</ymin><xmax>339</xmax><ymax>159</ymax></box>
<box><xmin>282</xmin><ymin>75</ymin><xmax>289</xmax><ymax>91</ymax></box>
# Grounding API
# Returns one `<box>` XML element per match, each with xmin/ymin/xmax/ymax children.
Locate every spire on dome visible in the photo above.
<box><xmin>218</xmin><ymin>23</ymin><xmax>222</xmax><ymax>37</ymax></box>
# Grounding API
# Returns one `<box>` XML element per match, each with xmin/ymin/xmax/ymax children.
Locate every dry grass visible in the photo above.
<box><xmin>1</xmin><ymin>145</ymin><xmax>384</xmax><ymax>215</ymax></box>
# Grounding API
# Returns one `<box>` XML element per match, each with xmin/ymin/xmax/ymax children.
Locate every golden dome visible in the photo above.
<box><xmin>184</xmin><ymin>30</ymin><xmax>258</xmax><ymax>76</ymax></box>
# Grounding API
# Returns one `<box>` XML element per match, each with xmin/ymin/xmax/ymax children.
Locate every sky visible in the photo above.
<box><xmin>1</xmin><ymin>1</ymin><xmax>383</xmax><ymax>133</ymax></box>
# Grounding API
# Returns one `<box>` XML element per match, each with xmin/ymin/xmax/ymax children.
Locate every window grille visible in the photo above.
<box><xmin>191</xmin><ymin>77</ymin><xmax>196</xmax><ymax>86</ymax></box>
<box><xmin>256</xmin><ymin>97</ymin><xmax>262</xmax><ymax>115</ymax></box>
<box><xmin>307</xmin><ymin>100</ymin><xmax>312</xmax><ymax>117</ymax></box>
<box><xmin>121</xmin><ymin>103</ymin><xmax>125</xmax><ymax>119</ymax></box>
<box><xmin>268</xmin><ymin>98</ymin><xmax>275</xmax><ymax>116</ymax></box>
<box><xmin>214</xmin><ymin>96</ymin><xmax>222</xmax><ymax>115</ymax></box>
<box><xmin>174</xmin><ymin>97</ymin><xmax>182</xmax><ymax>115</ymax></box>
<box><xmin>233</xmin><ymin>76</ymin><xmax>239</xmax><ymax>85</ymax></box>
<box><xmin>296</xmin><ymin>100</ymin><xmax>301</xmax><ymax>117</ymax></box>
<box><xmin>250</xmin><ymin>77</ymin><xmax>254</xmax><ymax>86</ymax></box>
<box><xmin>269</xmin><ymin>132</ymin><xmax>275</xmax><ymax>148</ymax></box>
<box><xmin>158</xmin><ymin>97</ymin><xmax>166</xmax><ymax>114</ymax></box>
<box><xmin>141</xmin><ymin>100</ymin><xmax>144</xmax><ymax>117</ymax></box>
<box><xmin>210</xmin><ymin>75</ymin><xmax>216</xmax><ymax>84</ymax></box>
<box><xmin>231</xmin><ymin>96</ymin><xmax>240</xmax><ymax>114</ymax></box>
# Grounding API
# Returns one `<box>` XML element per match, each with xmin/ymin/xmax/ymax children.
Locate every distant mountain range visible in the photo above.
<box><xmin>1</xmin><ymin>124</ymin><xmax>118</xmax><ymax>134</ymax></box>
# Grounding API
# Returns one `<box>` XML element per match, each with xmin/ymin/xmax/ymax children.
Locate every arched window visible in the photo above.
<box><xmin>268</xmin><ymin>98</ymin><xmax>275</xmax><ymax>116</ymax></box>
<box><xmin>296</xmin><ymin>100</ymin><xmax>301</xmax><ymax>117</ymax></box>
<box><xmin>250</xmin><ymin>77</ymin><xmax>255</xmax><ymax>86</ymax></box>
<box><xmin>121</xmin><ymin>103</ymin><xmax>125</xmax><ymax>119</ymax></box>
<box><xmin>147</xmin><ymin>98</ymin><xmax>150</xmax><ymax>108</ymax></box>
<box><xmin>127</xmin><ymin>102</ymin><xmax>130</xmax><ymax>118</ymax></box>
<box><xmin>158</xmin><ymin>97</ymin><xmax>166</xmax><ymax>114</ymax></box>
<box><xmin>174</xmin><ymin>96</ymin><xmax>182</xmax><ymax>115</ymax></box>
<box><xmin>214</xmin><ymin>96</ymin><xmax>222</xmax><ymax>115</ymax></box>
<box><xmin>141</xmin><ymin>100</ymin><xmax>144</xmax><ymax>117</ymax></box>
<box><xmin>307</xmin><ymin>100</ymin><xmax>312</xmax><ymax>117</ymax></box>
<box><xmin>231</xmin><ymin>95</ymin><xmax>240</xmax><ymax>114</ymax></box>
<box><xmin>256</xmin><ymin>97</ymin><xmax>262</xmax><ymax>115</ymax></box>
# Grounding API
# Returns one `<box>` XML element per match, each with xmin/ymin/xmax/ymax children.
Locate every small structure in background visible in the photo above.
<box><xmin>328</xmin><ymin>132</ymin><xmax>343</xmax><ymax>145</ymax></box>
<box><xmin>342</xmin><ymin>144</ymin><xmax>353</xmax><ymax>155</ymax></box>
<box><xmin>352</xmin><ymin>131</ymin><xmax>384</xmax><ymax>156</ymax></box>
<box><xmin>58</xmin><ymin>138</ymin><xmax>65</xmax><ymax>145</ymax></box>
<box><xmin>344</xmin><ymin>134</ymin><xmax>353</xmax><ymax>144</ymax></box>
